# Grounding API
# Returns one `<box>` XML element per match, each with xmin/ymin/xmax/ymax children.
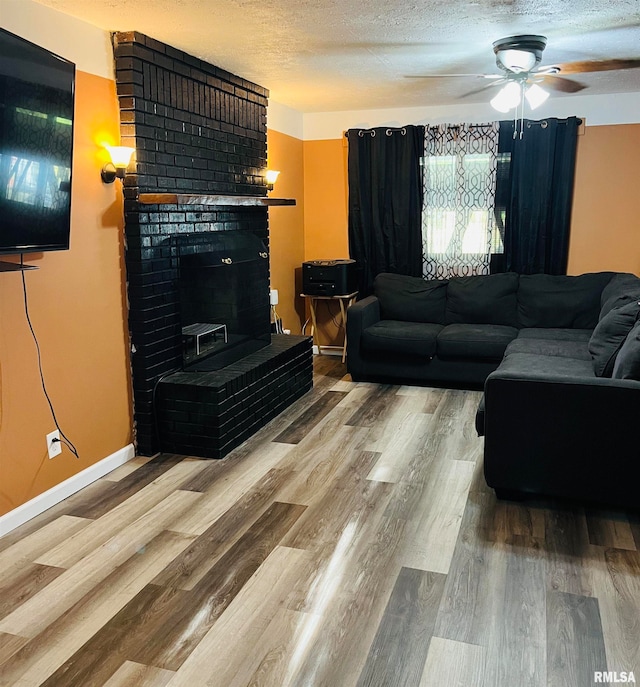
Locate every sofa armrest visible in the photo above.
<box><xmin>346</xmin><ymin>295</ymin><xmax>380</xmax><ymax>379</ymax></box>
<box><xmin>483</xmin><ymin>369</ymin><xmax>640</xmax><ymax>506</ymax></box>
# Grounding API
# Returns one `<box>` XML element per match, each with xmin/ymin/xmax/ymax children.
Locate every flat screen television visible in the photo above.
<box><xmin>0</xmin><ymin>28</ymin><xmax>75</xmax><ymax>256</ymax></box>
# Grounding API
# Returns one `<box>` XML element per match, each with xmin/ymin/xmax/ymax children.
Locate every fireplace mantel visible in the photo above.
<box><xmin>138</xmin><ymin>193</ymin><xmax>296</xmax><ymax>207</ymax></box>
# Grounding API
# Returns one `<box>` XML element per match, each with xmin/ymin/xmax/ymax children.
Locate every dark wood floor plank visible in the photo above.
<box><xmin>485</xmin><ymin>535</ymin><xmax>547</xmax><ymax>687</ymax></box>
<box><xmin>66</xmin><ymin>453</ymin><xmax>186</xmax><ymax>519</ymax></box>
<box><xmin>153</xmin><ymin>466</ymin><xmax>294</xmax><ymax>590</ymax></box>
<box><xmin>0</xmin><ymin>632</ymin><xmax>29</xmax><ymax>667</ymax></box>
<box><xmin>0</xmin><ymin>482</ymin><xmax>111</xmax><ymax>552</ymax></box>
<box><xmin>0</xmin><ymin>514</ymin><xmax>90</xmax><ymax>582</ymax></box>
<box><xmin>275</xmin><ymin>425</ymin><xmax>373</xmax><ymax>509</ymax></box>
<box><xmin>545</xmin><ymin>507</ymin><xmax>595</xmax><ymax>596</ymax></box>
<box><xmin>594</xmin><ymin>548</ymin><xmax>640</xmax><ymax>676</ymax></box>
<box><xmin>132</xmin><ymin>502</ymin><xmax>306</xmax><ymax>671</ymax></box>
<box><xmin>281</xmin><ymin>449</ymin><xmax>388</xmax><ymax>557</ymax></box>
<box><xmin>0</xmin><ymin>490</ymin><xmax>202</xmax><ymax>641</ymax></box>
<box><xmin>585</xmin><ymin>509</ymin><xmax>636</xmax><ymax>550</ymax></box>
<box><xmin>38</xmin><ymin>584</ymin><xmax>186</xmax><ymax>687</ymax></box>
<box><xmin>0</xmin><ymin>563</ymin><xmax>64</xmax><ymax>621</ymax></box>
<box><xmin>356</xmin><ymin>567</ymin><xmax>446</xmax><ymax>687</ymax></box>
<box><xmin>34</xmin><ymin>464</ymin><xmax>207</xmax><ymax>571</ymax></box>
<box><xmin>41</xmin><ymin>502</ymin><xmax>306</xmax><ymax>685</ymax></box>
<box><xmin>0</xmin><ymin>529</ymin><xmax>195</xmax><ymax>687</ymax></box>
<box><xmin>433</xmin><ymin>490</ymin><xmax>507</xmax><ymax>646</ymax></box>
<box><xmin>628</xmin><ymin>512</ymin><xmax>640</xmax><ymax>551</ymax></box>
<box><xmin>547</xmin><ymin>591</ymin><xmax>608</xmax><ymax>687</ymax></box>
<box><xmin>284</xmin><ymin>513</ymin><xmax>405</xmax><ymax>686</ymax></box>
<box><xmin>152</xmin><ymin>546</ymin><xmax>311</xmax><ymax>687</ymax></box>
<box><xmin>312</xmin><ymin>354</ymin><xmax>346</xmax><ymax>382</ymax></box>
<box><xmin>430</xmin><ymin>389</ymin><xmax>483</xmax><ymax>463</ymax></box>
<box><xmin>272</xmin><ymin>390</ymin><xmax>348</xmax><ymax>444</ymax></box>
<box><xmin>345</xmin><ymin>384</ymin><xmax>399</xmax><ymax>427</ymax></box>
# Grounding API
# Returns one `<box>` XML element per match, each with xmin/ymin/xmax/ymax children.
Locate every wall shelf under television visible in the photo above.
<box><xmin>137</xmin><ymin>193</ymin><xmax>296</xmax><ymax>207</ymax></box>
<box><xmin>0</xmin><ymin>261</ymin><xmax>39</xmax><ymax>272</ymax></box>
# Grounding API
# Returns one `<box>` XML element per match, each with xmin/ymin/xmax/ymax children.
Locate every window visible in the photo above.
<box><xmin>422</xmin><ymin>123</ymin><xmax>500</xmax><ymax>279</ymax></box>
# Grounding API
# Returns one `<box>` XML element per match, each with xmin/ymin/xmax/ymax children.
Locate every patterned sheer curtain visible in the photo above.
<box><xmin>422</xmin><ymin>122</ymin><xmax>500</xmax><ymax>279</ymax></box>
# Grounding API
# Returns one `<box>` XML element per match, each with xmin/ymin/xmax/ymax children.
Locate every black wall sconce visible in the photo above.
<box><xmin>101</xmin><ymin>145</ymin><xmax>135</xmax><ymax>183</ymax></box>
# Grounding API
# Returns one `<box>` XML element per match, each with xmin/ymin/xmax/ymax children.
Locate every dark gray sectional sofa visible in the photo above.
<box><xmin>346</xmin><ymin>270</ymin><xmax>640</xmax><ymax>507</ymax></box>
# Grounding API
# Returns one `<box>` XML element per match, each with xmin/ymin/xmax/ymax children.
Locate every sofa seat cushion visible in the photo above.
<box><xmin>589</xmin><ymin>300</ymin><xmax>640</xmax><ymax>377</ymax></box>
<box><xmin>494</xmin><ymin>352</ymin><xmax>597</xmax><ymax>380</ymax></box>
<box><xmin>517</xmin><ymin>272</ymin><xmax>613</xmax><ymax>329</ymax></box>
<box><xmin>436</xmin><ymin>324</ymin><xmax>518</xmax><ymax>360</ymax></box>
<box><xmin>362</xmin><ymin>320</ymin><xmax>443</xmax><ymax>357</ymax></box>
<box><xmin>374</xmin><ymin>273</ymin><xmax>448</xmax><ymax>324</ymax></box>
<box><xmin>504</xmin><ymin>338</ymin><xmax>591</xmax><ymax>361</ymax></box>
<box><xmin>446</xmin><ymin>272</ymin><xmax>519</xmax><ymax>327</ymax></box>
<box><xmin>612</xmin><ymin>321</ymin><xmax>640</xmax><ymax>381</ymax></box>
<box><xmin>517</xmin><ymin>328</ymin><xmax>593</xmax><ymax>343</ymax></box>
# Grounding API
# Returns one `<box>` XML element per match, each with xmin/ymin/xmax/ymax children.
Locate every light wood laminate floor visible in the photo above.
<box><xmin>1</xmin><ymin>356</ymin><xmax>639</xmax><ymax>686</ymax></box>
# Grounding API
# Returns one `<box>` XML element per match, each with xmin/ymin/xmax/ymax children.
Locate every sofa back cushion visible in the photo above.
<box><xmin>588</xmin><ymin>299</ymin><xmax>640</xmax><ymax>377</ymax></box>
<box><xmin>600</xmin><ymin>273</ymin><xmax>640</xmax><ymax>319</ymax></box>
<box><xmin>445</xmin><ymin>272</ymin><xmax>519</xmax><ymax>327</ymax></box>
<box><xmin>612</xmin><ymin>320</ymin><xmax>640</xmax><ymax>381</ymax></box>
<box><xmin>373</xmin><ymin>273</ymin><xmax>448</xmax><ymax>324</ymax></box>
<box><xmin>517</xmin><ymin>272</ymin><xmax>613</xmax><ymax>329</ymax></box>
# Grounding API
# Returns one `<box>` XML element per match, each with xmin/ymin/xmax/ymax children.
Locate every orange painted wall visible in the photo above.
<box><xmin>299</xmin><ymin>126</ymin><xmax>640</xmax><ymax>345</ymax></box>
<box><xmin>0</xmin><ymin>71</ymin><xmax>133</xmax><ymax>517</ymax></box>
<box><xmin>302</xmin><ymin>138</ymin><xmax>350</xmax><ymax>346</ymax></box>
<box><xmin>266</xmin><ymin>130</ymin><xmax>305</xmax><ymax>333</ymax></box>
<box><xmin>568</xmin><ymin>123</ymin><xmax>640</xmax><ymax>276</ymax></box>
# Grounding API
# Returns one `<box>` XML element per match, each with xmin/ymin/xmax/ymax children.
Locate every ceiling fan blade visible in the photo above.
<box><xmin>404</xmin><ymin>73</ymin><xmax>502</xmax><ymax>79</ymax></box>
<box><xmin>553</xmin><ymin>58</ymin><xmax>640</xmax><ymax>74</ymax></box>
<box><xmin>460</xmin><ymin>79</ymin><xmax>507</xmax><ymax>98</ymax></box>
<box><xmin>537</xmin><ymin>74</ymin><xmax>587</xmax><ymax>93</ymax></box>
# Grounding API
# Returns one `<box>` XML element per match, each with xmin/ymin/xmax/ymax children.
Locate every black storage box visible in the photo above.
<box><xmin>302</xmin><ymin>259</ymin><xmax>357</xmax><ymax>296</ymax></box>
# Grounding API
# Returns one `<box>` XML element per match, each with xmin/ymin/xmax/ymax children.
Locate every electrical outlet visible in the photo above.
<box><xmin>47</xmin><ymin>430</ymin><xmax>62</xmax><ymax>459</ymax></box>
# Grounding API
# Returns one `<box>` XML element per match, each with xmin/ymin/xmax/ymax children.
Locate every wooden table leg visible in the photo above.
<box><xmin>308</xmin><ymin>297</ymin><xmax>320</xmax><ymax>354</ymax></box>
<box><xmin>339</xmin><ymin>297</ymin><xmax>348</xmax><ymax>363</ymax></box>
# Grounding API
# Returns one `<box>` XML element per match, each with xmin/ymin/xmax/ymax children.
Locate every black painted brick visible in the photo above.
<box><xmin>114</xmin><ymin>32</ymin><xmax>306</xmax><ymax>456</ymax></box>
<box><xmin>156</xmin><ymin>336</ymin><xmax>312</xmax><ymax>459</ymax></box>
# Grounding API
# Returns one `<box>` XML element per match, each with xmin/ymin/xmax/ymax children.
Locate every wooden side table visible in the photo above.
<box><xmin>301</xmin><ymin>291</ymin><xmax>358</xmax><ymax>363</ymax></box>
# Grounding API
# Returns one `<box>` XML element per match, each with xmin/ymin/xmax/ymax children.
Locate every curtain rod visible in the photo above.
<box><xmin>344</xmin><ymin>117</ymin><xmax>583</xmax><ymax>138</ymax></box>
<box><xmin>521</xmin><ymin>117</ymin><xmax>583</xmax><ymax>127</ymax></box>
<box><xmin>345</xmin><ymin>126</ymin><xmax>410</xmax><ymax>137</ymax></box>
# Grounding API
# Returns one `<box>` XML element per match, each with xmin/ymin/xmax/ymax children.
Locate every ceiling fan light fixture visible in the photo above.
<box><xmin>493</xmin><ymin>35</ymin><xmax>547</xmax><ymax>73</ymax></box>
<box><xmin>525</xmin><ymin>83</ymin><xmax>550</xmax><ymax>109</ymax></box>
<box><xmin>490</xmin><ymin>81</ymin><xmax>522</xmax><ymax>112</ymax></box>
<box><xmin>496</xmin><ymin>49</ymin><xmax>537</xmax><ymax>73</ymax></box>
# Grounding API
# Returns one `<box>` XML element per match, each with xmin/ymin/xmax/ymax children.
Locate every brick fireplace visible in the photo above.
<box><xmin>113</xmin><ymin>32</ymin><xmax>312</xmax><ymax>457</ymax></box>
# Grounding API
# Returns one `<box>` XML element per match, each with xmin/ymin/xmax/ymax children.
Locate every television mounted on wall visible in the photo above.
<box><xmin>0</xmin><ymin>28</ymin><xmax>75</xmax><ymax>258</ymax></box>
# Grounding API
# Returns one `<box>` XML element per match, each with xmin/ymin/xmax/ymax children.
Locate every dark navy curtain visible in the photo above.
<box><xmin>347</xmin><ymin>125</ymin><xmax>425</xmax><ymax>296</ymax></box>
<box><xmin>496</xmin><ymin>117</ymin><xmax>580</xmax><ymax>275</ymax></box>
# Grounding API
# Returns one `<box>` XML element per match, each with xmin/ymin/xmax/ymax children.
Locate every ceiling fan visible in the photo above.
<box><xmin>407</xmin><ymin>34</ymin><xmax>640</xmax><ymax>113</ymax></box>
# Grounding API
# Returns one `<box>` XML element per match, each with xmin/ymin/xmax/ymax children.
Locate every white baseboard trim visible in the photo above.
<box><xmin>0</xmin><ymin>443</ymin><xmax>136</xmax><ymax>537</ymax></box>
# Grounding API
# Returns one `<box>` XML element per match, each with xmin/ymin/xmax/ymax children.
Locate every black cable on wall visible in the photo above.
<box><xmin>21</xmin><ymin>261</ymin><xmax>79</xmax><ymax>459</ymax></box>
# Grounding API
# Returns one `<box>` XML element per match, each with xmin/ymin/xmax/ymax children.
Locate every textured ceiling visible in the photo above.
<box><xmin>34</xmin><ymin>0</ymin><xmax>640</xmax><ymax>112</ymax></box>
